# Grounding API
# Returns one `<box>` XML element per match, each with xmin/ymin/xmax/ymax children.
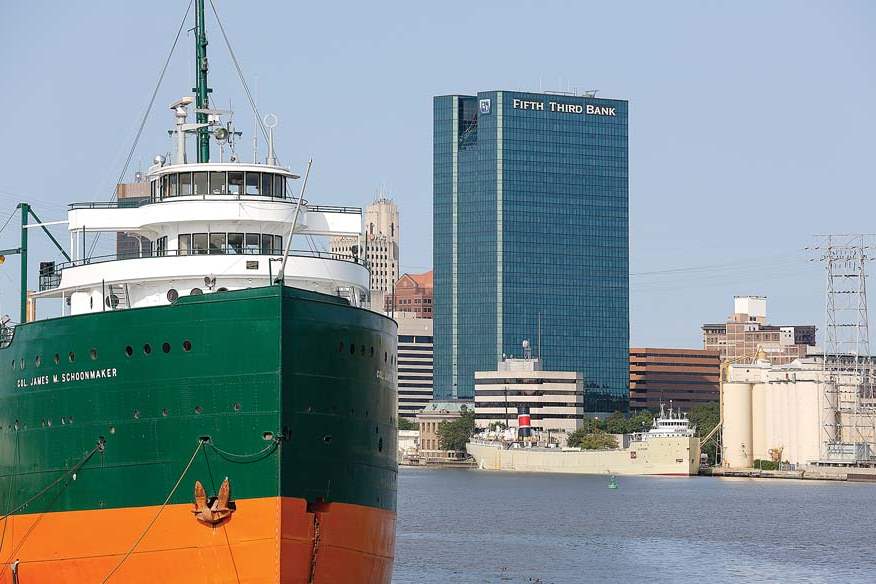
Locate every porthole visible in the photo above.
<box><xmin>162</xmin><ymin>408</ymin><xmax>168</xmax><ymax>417</ymax></box>
<box><xmin>125</xmin><ymin>346</ymin><xmax>133</xmax><ymax>357</ymax></box>
<box><xmin>34</xmin><ymin>356</ymin><xmax>41</xmax><ymax>367</ymax></box>
<box><xmin>384</xmin><ymin>352</ymin><xmax>387</xmax><ymax>363</ymax></box>
<box><xmin>370</xmin><ymin>346</ymin><xmax>374</xmax><ymax>357</ymax></box>
<box><xmin>133</xmin><ymin>410</ymin><xmax>140</xmax><ymax>420</ymax></box>
<box><xmin>338</xmin><ymin>341</ymin><xmax>344</xmax><ymax>353</ymax></box>
<box><xmin>322</xmin><ymin>435</ymin><xmax>334</xmax><ymax>444</ymax></box>
<box><xmin>190</xmin><ymin>288</ymin><xmax>203</xmax><ymax>296</ymax></box>
<box><xmin>162</xmin><ymin>342</ymin><xmax>171</xmax><ymax>354</ymax></box>
<box><xmin>143</xmin><ymin>344</ymin><xmax>152</xmax><ymax>355</ymax></box>
<box><xmin>89</xmin><ymin>348</ymin><xmax>97</xmax><ymax>360</ymax></box>
<box><xmin>194</xmin><ymin>405</ymin><xmax>203</xmax><ymax>415</ymax></box>
<box><xmin>183</xmin><ymin>340</ymin><xmax>192</xmax><ymax>352</ymax></box>
<box><xmin>350</xmin><ymin>343</ymin><xmax>355</xmax><ymax>355</ymax></box>
<box><xmin>19</xmin><ymin>358</ymin><xmax>24</xmax><ymax>370</ymax></box>
<box><xmin>105</xmin><ymin>295</ymin><xmax>119</xmax><ymax>309</ymax></box>
<box><xmin>167</xmin><ymin>288</ymin><xmax>179</xmax><ymax>303</ymax></box>
<box><xmin>233</xmin><ymin>403</ymin><xmax>241</xmax><ymax>412</ymax></box>
<box><xmin>360</xmin><ymin>345</ymin><xmax>365</xmax><ymax>356</ymax></box>
<box><xmin>54</xmin><ymin>353</ymin><xmax>60</xmax><ymax>365</ymax></box>
<box><xmin>68</xmin><ymin>352</ymin><xmax>75</xmax><ymax>363</ymax></box>
<box><xmin>378</xmin><ymin>437</ymin><xmax>383</xmax><ymax>453</ymax></box>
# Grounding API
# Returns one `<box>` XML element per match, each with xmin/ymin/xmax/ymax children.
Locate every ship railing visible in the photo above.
<box><xmin>0</xmin><ymin>322</ymin><xmax>14</xmax><ymax>349</ymax></box>
<box><xmin>68</xmin><ymin>196</ymin><xmax>362</xmax><ymax>215</ymax></box>
<box><xmin>38</xmin><ymin>248</ymin><xmax>368</xmax><ymax>291</ymax></box>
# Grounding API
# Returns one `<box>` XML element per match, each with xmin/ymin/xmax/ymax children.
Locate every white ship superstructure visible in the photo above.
<box><xmin>34</xmin><ymin>100</ymin><xmax>369</xmax><ymax>316</ymax></box>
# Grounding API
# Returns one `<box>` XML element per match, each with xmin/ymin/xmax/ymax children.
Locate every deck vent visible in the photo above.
<box><xmin>167</xmin><ymin>289</ymin><xmax>179</xmax><ymax>302</ymax></box>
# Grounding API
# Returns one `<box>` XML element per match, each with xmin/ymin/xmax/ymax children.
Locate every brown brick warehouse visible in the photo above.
<box><xmin>629</xmin><ymin>348</ymin><xmax>721</xmax><ymax>411</ymax></box>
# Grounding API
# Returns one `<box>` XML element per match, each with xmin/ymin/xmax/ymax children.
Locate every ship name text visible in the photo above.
<box><xmin>16</xmin><ymin>367</ymin><xmax>119</xmax><ymax>389</ymax></box>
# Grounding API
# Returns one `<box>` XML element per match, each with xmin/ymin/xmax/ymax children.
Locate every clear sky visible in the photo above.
<box><xmin>0</xmin><ymin>1</ymin><xmax>873</xmax><ymax>347</ymax></box>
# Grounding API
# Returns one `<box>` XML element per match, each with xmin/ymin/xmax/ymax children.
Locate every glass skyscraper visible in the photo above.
<box><xmin>433</xmin><ymin>90</ymin><xmax>629</xmax><ymax>413</ymax></box>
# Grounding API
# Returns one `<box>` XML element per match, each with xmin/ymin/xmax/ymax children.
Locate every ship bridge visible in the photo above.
<box><xmin>33</xmin><ymin>161</ymin><xmax>370</xmax><ymax>316</ymax></box>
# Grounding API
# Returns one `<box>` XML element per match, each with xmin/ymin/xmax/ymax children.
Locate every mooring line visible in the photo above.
<box><xmin>100</xmin><ymin>439</ymin><xmax>206</xmax><ymax>583</ymax></box>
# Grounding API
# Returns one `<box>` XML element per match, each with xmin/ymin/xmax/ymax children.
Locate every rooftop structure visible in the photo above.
<box><xmin>702</xmin><ymin>296</ymin><xmax>816</xmax><ymax>365</ymax></box>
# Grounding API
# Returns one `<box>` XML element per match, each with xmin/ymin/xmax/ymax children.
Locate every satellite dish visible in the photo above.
<box><xmin>263</xmin><ymin>113</ymin><xmax>278</xmax><ymax>129</ymax></box>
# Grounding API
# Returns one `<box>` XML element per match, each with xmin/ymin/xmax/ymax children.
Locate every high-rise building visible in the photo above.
<box><xmin>702</xmin><ymin>296</ymin><xmax>816</xmax><ymax>365</ymax></box>
<box><xmin>331</xmin><ymin>196</ymin><xmax>399</xmax><ymax>309</ymax></box>
<box><xmin>385</xmin><ymin>271</ymin><xmax>433</xmax><ymax>318</ymax></box>
<box><xmin>433</xmin><ymin>90</ymin><xmax>629</xmax><ymax>412</ymax></box>
<box><xmin>396</xmin><ymin>314</ymin><xmax>434</xmax><ymax>418</ymax></box>
<box><xmin>629</xmin><ymin>347</ymin><xmax>720</xmax><ymax>411</ymax></box>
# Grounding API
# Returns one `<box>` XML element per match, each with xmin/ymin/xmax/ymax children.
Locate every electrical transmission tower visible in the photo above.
<box><xmin>814</xmin><ymin>234</ymin><xmax>876</xmax><ymax>463</ymax></box>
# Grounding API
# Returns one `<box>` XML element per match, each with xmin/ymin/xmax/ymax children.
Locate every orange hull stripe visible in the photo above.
<box><xmin>0</xmin><ymin>497</ymin><xmax>395</xmax><ymax>584</ymax></box>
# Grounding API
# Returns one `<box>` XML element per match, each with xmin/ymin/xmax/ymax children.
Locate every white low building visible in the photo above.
<box><xmin>474</xmin><ymin>347</ymin><xmax>584</xmax><ymax>434</ymax></box>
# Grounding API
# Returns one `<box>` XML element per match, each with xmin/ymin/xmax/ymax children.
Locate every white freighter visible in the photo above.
<box><xmin>467</xmin><ymin>405</ymin><xmax>701</xmax><ymax>476</ymax></box>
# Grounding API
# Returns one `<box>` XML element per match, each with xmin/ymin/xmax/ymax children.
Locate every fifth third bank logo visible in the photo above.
<box><xmin>479</xmin><ymin>99</ymin><xmax>491</xmax><ymax>114</ymax></box>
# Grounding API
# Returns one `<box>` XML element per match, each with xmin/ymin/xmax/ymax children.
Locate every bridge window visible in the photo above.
<box><xmin>193</xmin><ymin>172</ymin><xmax>208</xmax><ymax>195</ymax></box>
<box><xmin>179</xmin><ymin>173</ymin><xmax>193</xmax><ymax>196</ymax></box>
<box><xmin>261</xmin><ymin>173</ymin><xmax>273</xmax><ymax>196</ymax></box>
<box><xmin>228</xmin><ymin>171</ymin><xmax>244</xmax><ymax>195</ymax></box>
<box><xmin>274</xmin><ymin>175</ymin><xmax>285</xmax><ymax>198</ymax></box>
<box><xmin>210</xmin><ymin>172</ymin><xmax>227</xmax><ymax>195</ymax></box>
<box><xmin>245</xmin><ymin>172</ymin><xmax>259</xmax><ymax>195</ymax></box>
<box><xmin>178</xmin><ymin>234</ymin><xmax>192</xmax><ymax>255</ymax></box>
<box><xmin>168</xmin><ymin>173</ymin><xmax>178</xmax><ymax>197</ymax></box>
<box><xmin>228</xmin><ymin>233</ymin><xmax>244</xmax><ymax>254</ymax></box>
<box><xmin>156</xmin><ymin>236</ymin><xmax>167</xmax><ymax>257</ymax></box>
<box><xmin>245</xmin><ymin>233</ymin><xmax>260</xmax><ymax>254</ymax></box>
<box><xmin>209</xmin><ymin>233</ymin><xmax>226</xmax><ymax>254</ymax></box>
<box><xmin>192</xmin><ymin>233</ymin><xmax>208</xmax><ymax>255</ymax></box>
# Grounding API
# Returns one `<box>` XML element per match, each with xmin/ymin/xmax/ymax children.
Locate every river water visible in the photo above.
<box><xmin>392</xmin><ymin>467</ymin><xmax>876</xmax><ymax>583</ymax></box>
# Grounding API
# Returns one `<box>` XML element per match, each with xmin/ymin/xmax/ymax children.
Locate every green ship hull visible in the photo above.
<box><xmin>0</xmin><ymin>285</ymin><xmax>398</xmax><ymax>582</ymax></box>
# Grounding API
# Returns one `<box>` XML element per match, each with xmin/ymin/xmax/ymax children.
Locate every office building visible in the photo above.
<box><xmin>397</xmin><ymin>314</ymin><xmax>434</xmax><ymax>419</ymax></box>
<box><xmin>331</xmin><ymin>196</ymin><xmax>399</xmax><ymax>309</ymax></box>
<box><xmin>703</xmin><ymin>296</ymin><xmax>816</xmax><ymax>365</ymax></box>
<box><xmin>629</xmin><ymin>348</ymin><xmax>720</xmax><ymax>411</ymax></box>
<box><xmin>434</xmin><ymin>89</ymin><xmax>629</xmax><ymax>410</ymax></box>
<box><xmin>386</xmin><ymin>271</ymin><xmax>433</xmax><ymax>317</ymax></box>
<box><xmin>474</xmin><ymin>347</ymin><xmax>585</xmax><ymax>434</ymax></box>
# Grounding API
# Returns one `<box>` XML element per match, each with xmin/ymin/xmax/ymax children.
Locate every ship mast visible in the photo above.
<box><xmin>194</xmin><ymin>0</ymin><xmax>210</xmax><ymax>163</ymax></box>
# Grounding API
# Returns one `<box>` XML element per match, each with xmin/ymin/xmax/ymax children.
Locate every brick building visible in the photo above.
<box><xmin>703</xmin><ymin>296</ymin><xmax>816</xmax><ymax>365</ymax></box>
<box><xmin>629</xmin><ymin>347</ymin><xmax>720</xmax><ymax>411</ymax></box>
<box><xmin>385</xmin><ymin>270</ymin><xmax>432</xmax><ymax>318</ymax></box>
